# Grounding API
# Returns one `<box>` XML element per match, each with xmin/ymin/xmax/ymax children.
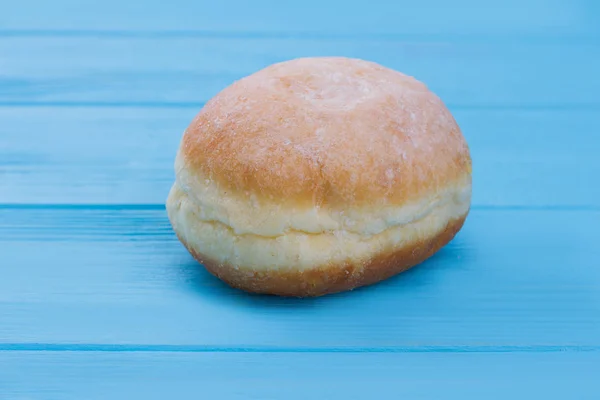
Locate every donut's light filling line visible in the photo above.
<box><xmin>166</xmin><ymin>175</ymin><xmax>471</xmax><ymax>271</ymax></box>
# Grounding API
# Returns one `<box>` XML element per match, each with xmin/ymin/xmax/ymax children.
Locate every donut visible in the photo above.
<box><xmin>166</xmin><ymin>57</ymin><xmax>472</xmax><ymax>297</ymax></box>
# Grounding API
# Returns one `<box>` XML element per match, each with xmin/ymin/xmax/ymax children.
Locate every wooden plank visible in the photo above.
<box><xmin>1</xmin><ymin>38</ymin><xmax>599</xmax><ymax>107</ymax></box>
<box><xmin>1</xmin><ymin>207</ymin><xmax>599</xmax><ymax>347</ymax></box>
<box><xmin>1</xmin><ymin>107</ymin><xmax>598</xmax><ymax>207</ymax></box>
<box><xmin>2</xmin><ymin>0</ymin><xmax>598</xmax><ymax>37</ymax></box>
<box><xmin>1</xmin><ymin>351</ymin><xmax>598</xmax><ymax>399</ymax></box>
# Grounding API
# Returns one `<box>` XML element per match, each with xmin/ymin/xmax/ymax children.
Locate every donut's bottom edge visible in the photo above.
<box><xmin>176</xmin><ymin>214</ymin><xmax>468</xmax><ymax>298</ymax></box>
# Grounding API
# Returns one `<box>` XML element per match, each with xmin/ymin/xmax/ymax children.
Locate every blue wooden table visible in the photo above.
<box><xmin>1</xmin><ymin>0</ymin><xmax>600</xmax><ymax>398</ymax></box>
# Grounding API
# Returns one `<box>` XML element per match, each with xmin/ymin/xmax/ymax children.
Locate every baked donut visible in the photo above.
<box><xmin>166</xmin><ymin>57</ymin><xmax>472</xmax><ymax>297</ymax></box>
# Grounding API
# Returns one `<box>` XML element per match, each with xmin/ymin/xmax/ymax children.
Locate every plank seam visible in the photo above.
<box><xmin>1</xmin><ymin>30</ymin><xmax>600</xmax><ymax>44</ymax></box>
<box><xmin>1</xmin><ymin>344</ymin><xmax>599</xmax><ymax>353</ymax></box>
<box><xmin>0</xmin><ymin>204</ymin><xmax>598</xmax><ymax>211</ymax></box>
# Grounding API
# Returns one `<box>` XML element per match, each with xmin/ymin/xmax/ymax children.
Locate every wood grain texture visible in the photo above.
<box><xmin>2</xmin><ymin>0</ymin><xmax>598</xmax><ymax>37</ymax></box>
<box><xmin>2</xmin><ymin>0</ymin><xmax>600</xmax><ymax>394</ymax></box>
<box><xmin>0</xmin><ymin>38</ymin><xmax>599</xmax><ymax>107</ymax></box>
<box><xmin>2</xmin><ymin>351</ymin><xmax>599</xmax><ymax>399</ymax></box>
<box><xmin>1</xmin><ymin>207</ymin><xmax>599</xmax><ymax>347</ymax></box>
<box><xmin>1</xmin><ymin>108</ymin><xmax>598</xmax><ymax>206</ymax></box>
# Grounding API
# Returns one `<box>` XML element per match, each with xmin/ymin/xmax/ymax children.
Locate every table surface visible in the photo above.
<box><xmin>2</xmin><ymin>0</ymin><xmax>600</xmax><ymax>398</ymax></box>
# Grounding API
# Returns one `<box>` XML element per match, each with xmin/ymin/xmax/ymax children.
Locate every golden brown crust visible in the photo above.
<box><xmin>177</xmin><ymin>214</ymin><xmax>467</xmax><ymax>297</ymax></box>
<box><xmin>180</xmin><ymin>57</ymin><xmax>471</xmax><ymax>208</ymax></box>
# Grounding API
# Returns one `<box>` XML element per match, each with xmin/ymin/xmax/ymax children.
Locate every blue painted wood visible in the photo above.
<box><xmin>1</xmin><ymin>108</ymin><xmax>598</xmax><ymax>206</ymax></box>
<box><xmin>2</xmin><ymin>0</ymin><xmax>598</xmax><ymax>38</ymax></box>
<box><xmin>2</xmin><ymin>0</ymin><xmax>600</xmax><ymax>394</ymax></box>
<box><xmin>1</xmin><ymin>207</ymin><xmax>599</xmax><ymax>347</ymax></box>
<box><xmin>2</xmin><ymin>351</ymin><xmax>599</xmax><ymax>399</ymax></box>
<box><xmin>1</xmin><ymin>39</ymin><xmax>599</xmax><ymax>107</ymax></box>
